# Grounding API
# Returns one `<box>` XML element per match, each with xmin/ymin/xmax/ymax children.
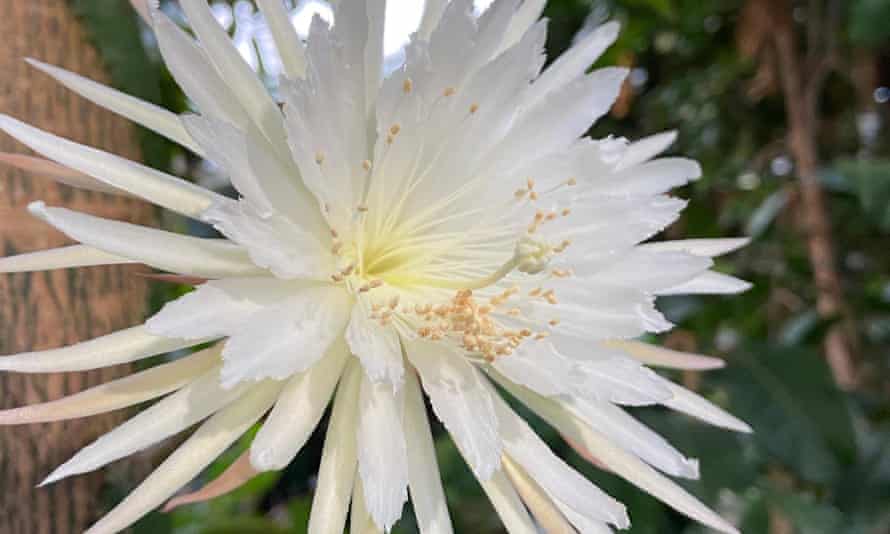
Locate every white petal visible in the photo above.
<box><xmin>523</xmin><ymin>21</ymin><xmax>620</xmax><ymax>110</ymax></box>
<box><xmin>490</xmin><ymin>390</ymin><xmax>629</xmax><ymax>529</ymax></box>
<box><xmin>0</xmin><ymin>326</ymin><xmax>195</xmax><ymax>373</ymax></box>
<box><xmin>615</xmin><ymin>131</ymin><xmax>677</xmax><ymax>171</ymax></box>
<box><xmin>501</xmin><ymin>456</ymin><xmax>577</xmax><ymax>534</ymax></box>
<box><xmin>0</xmin><ymin>245</ymin><xmax>132</xmax><ymax>273</ymax></box>
<box><xmin>404</xmin><ymin>369</ymin><xmax>454</xmax><ymax>534</ymax></box>
<box><xmin>351</xmin><ymin>477</ymin><xmax>384</xmax><ymax>534</ymax></box>
<box><xmin>179</xmin><ymin>0</ymin><xmax>285</xmax><ymax>146</ymax></box>
<box><xmin>407</xmin><ymin>340</ymin><xmax>502</xmax><ymax>480</ymax></box>
<box><xmin>250</xmin><ymin>342</ymin><xmax>349</xmax><ymax>470</ymax></box>
<box><xmin>493</xmin><ymin>376</ymin><xmax>741</xmax><ymax>534</ymax></box>
<box><xmin>498</xmin><ymin>0</ymin><xmax>547</xmax><ymax>54</ymax></box>
<box><xmin>478</xmin><ymin>468</ymin><xmax>538</xmax><ymax>534</ymax></box>
<box><xmin>641</xmin><ymin>238</ymin><xmax>751</xmax><ymax>257</ymax></box>
<box><xmin>28</xmin><ymin>202</ymin><xmax>263</xmax><ymax>278</ymax></box>
<box><xmin>0</xmin><ymin>345</ymin><xmax>219</xmax><ymax>424</ymax></box>
<box><xmin>657</xmin><ymin>271</ymin><xmax>753</xmax><ymax>296</ymax></box>
<box><xmin>0</xmin><ymin>152</ymin><xmax>134</xmax><ymax>195</ymax></box>
<box><xmin>605</xmin><ymin>340</ymin><xmax>726</xmax><ymax>371</ymax></box>
<box><xmin>26</xmin><ymin>58</ymin><xmax>201</xmax><ymax>155</ymax></box>
<box><xmin>220</xmin><ymin>286</ymin><xmax>350</xmax><ymax>387</ymax></box>
<box><xmin>608</xmin><ymin>157</ymin><xmax>702</xmax><ymax>196</ymax></box>
<box><xmin>0</xmin><ymin>116</ymin><xmax>221</xmax><ymax>217</ymax></box>
<box><xmin>346</xmin><ymin>301</ymin><xmax>404</xmax><ymax>389</ymax></box>
<box><xmin>309</xmin><ymin>359</ymin><xmax>362</xmax><ymax>534</ymax></box>
<box><xmin>662</xmin><ymin>382</ymin><xmax>753</xmax><ymax>433</ymax></box>
<box><xmin>42</xmin><ymin>366</ymin><xmax>252</xmax><ymax>485</ymax></box>
<box><xmin>568</xmin><ymin>397</ymin><xmax>700</xmax><ymax>479</ymax></box>
<box><xmin>256</xmin><ymin>0</ymin><xmax>307</xmax><ymax>79</ymax></box>
<box><xmin>146</xmin><ymin>278</ymin><xmax>300</xmax><ymax>340</ymax></box>
<box><xmin>83</xmin><ymin>382</ymin><xmax>281</xmax><ymax>534</ymax></box>
<box><xmin>358</xmin><ymin>374</ymin><xmax>409</xmax><ymax>532</ymax></box>
<box><xmin>152</xmin><ymin>11</ymin><xmax>248</xmax><ymax>127</ymax></box>
<box><xmin>417</xmin><ymin>0</ymin><xmax>447</xmax><ymax>41</ymax></box>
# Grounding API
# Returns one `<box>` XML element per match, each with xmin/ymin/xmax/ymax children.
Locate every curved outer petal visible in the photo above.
<box><xmin>83</xmin><ymin>381</ymin><xmax>282</xmax><ymax>534</ymax></box>
<box><xmin>662</xmin><ymin>382</ymin><xmax>753</xmax><ymax>433</ymax></box>
<box><xmin>605</xmin><ymin>340</ymin><xmax>726</xmax><ymax>371</ymax></box>
<box><xmin>492</xmin><ymin>373</ymin><xmax>741</xmax><ymax>534</ymax></box>
<box><xmin>309</xmin><ymin>359</ymin><xmax>362</xmax><ymax>534</ymax></box>
<box><xmin>357</xmin><ymin>372</ymin><xmax>409</xmax><ymax>532</ymax></box>
<box><xmin>27</xmin><ymin>202</ymin><xmax>264</xmax><ymax>279</ymax></box>
<box><xmin>406</xmin><ymin>340</ymin><xmax>502</xmax><ymax>480</ymax></box>
<box><xmin>250</xmin><ymin>341</ymin><xmax>349</xmax><ymax>471</ymax></box>
<box><xmin>0</xmin><ymin>326</ymin><xmax>198</xmax><ymax>373</ymax></box>
<box><xmin>26</xmin><ymin>58</ymin><xmax>202</xmax><ymax>155</ymax></box>
<box><xmin>41</xmin><ymin>366</ymin><xmax>253</xmax><ymax>486</ymax></box>
<box><xmin>0</xmin><ymin>345</ymin><xmax>220</xmax><ymax>424</ymax></box>
<box><xmin>256</xmin><ymin>0</ymin><xmax>307</xmax><ymax>79</ymax></box>
<box><xmin>0</xmin><ymin>115</ymin><xmax>220</xmax><ymax>218</ymax></box>
<box><xmin>350</xmin><ymin>477</ymin><xmax>383</xmax><ymax>534</ymax></box>
<box><xmin>501</xmin><ymin>456</ymin><xmax>579</xmax><ymax>534</ymax></box>
<box><xmin>0</xmin><ymin>153</ymin><xmax>133</xmax><ymax>195</ymax></box>
<box><xmin>162</xmin><ymin>449</ymin><xmax>257</xmax><ymax>511</ymax></box>
<box><xmin>641</xmin><ymin>237</ymin><xmax>750</xmax><ymax>257</ymax></box>
<box><xmin>0</xmin><ymin>245</ymin><xmax>133</xmax><ymax>273</ymax></box>
<box><xmin>403</xmin><ymin>369</ymin><xmax>454</xmax><ymax>534</ymax></box>
<box><xmin>656</xmin><ymin>270</ymin><xmax>752</xmax><ymax>296</ymax></box>
<box><xmin>478</xmin><ymin>468</ymin><xmax>538</xmax><ymax>534</ymax></box>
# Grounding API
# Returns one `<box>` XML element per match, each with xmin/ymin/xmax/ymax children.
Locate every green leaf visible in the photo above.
<box><xmin>835</xmin><ymin>159</ymin><xmax>890</xmax><ymax>233</ymax></box>
<box><xmin>198</xmin><ymin>517</ymin><xmax>290</xmax><ymax>534</ymax></box>
<box><xmin>714</xmin><ymin>344</ymin><xmax>856</xmax><ymax>483</ymax></box>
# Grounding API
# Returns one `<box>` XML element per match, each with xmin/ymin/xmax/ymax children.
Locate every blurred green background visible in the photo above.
<box><xmin>75</xmin><ymin>0</ymin><xmax>890</xmax><ymax>532</ymax></box>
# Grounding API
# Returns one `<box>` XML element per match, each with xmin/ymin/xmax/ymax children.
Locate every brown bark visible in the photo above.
<box><xmin>0</xmin><ymin>2</ymin><xmax>156</xmax><ymax>533</ymax></box>
<box><xmin>744</xmin><ymin>0</ymin><xmax>859</xmax><ymax>390</ymax></box>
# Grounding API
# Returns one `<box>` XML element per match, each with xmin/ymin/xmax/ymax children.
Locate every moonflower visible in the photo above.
<box><xmin>0</xmin><ymin>1</ymin><xmax>753</xmax><ymax>533</ymax></box>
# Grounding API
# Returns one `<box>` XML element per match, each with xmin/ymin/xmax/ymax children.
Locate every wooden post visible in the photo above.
<box><xmin>0</xmin><ymin>1</ymin><xmax>156</xmax><ymax>532</ymax></box>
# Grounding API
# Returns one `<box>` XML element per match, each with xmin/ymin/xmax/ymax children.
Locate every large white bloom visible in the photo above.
<box><xmin>0</xmin><ymin>1</ymin><xmax>753</xmax><ymax>533</ymax></box>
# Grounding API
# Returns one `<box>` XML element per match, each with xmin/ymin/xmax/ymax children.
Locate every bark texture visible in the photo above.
<box><xmin>0</xmin><ymin>1</ymin><xmax>155</xmax><ymax>532</ymax></box>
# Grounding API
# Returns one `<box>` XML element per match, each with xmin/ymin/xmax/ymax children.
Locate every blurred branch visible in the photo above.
<box><xmin>763</xmin><ymin>0</ymin><xmax>860</xmax><ymax>390</ymax></box>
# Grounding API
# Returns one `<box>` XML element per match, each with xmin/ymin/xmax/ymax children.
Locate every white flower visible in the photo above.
<box><xmin>0</xmin><ymin>1</ymin><xmax>753</xmax><ymax>533</ymax></box>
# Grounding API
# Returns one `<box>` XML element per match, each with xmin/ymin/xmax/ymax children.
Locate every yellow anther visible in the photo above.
<box><xmin>362</xmin><ymin>159</ymin><xmax>372</xmax><ymax>171</ymax></box>
<box><xmin>315</xmin><ymin>151</ymin><xmax>325</xmax><ymax>165</ymax></box>
<box><xmin>548</xmin><ymin>319</ymin><xmax>560</xmax><ymax>326</ymax></box>
<box><xmin>514</xmin><ymin>188</ymin><xmax>528</xmax><ymax>199</ymax></box>
<box><xmin>369</xmin><ymin>279</ymin><xmax>384</xmax><ymax>289</ymax></box>
<box><xmin>388</xmin><ymin>295</ymin><xmax>400</xmax><ymax>310</ymax></box>
<box><xmin>566</xmin><ymin>177</ymin><xmax>577</xmax><ymax>186</ymax></box>
<box><xmin>390</xmin><ymin>124</ymin><xmax>401</xmax><ymax>136</ymax></box>
<box><xmin>444</xmin><ymin>87</ymin><xmax>457</xmax><ymax>97</ymax></box>
<box><xmin>561</xmin><ymin>208</ymin><xmax>572</xmax><ymax>216</ymax></box>
<box><xmin>527</xmin><ymin>178</ymin><xmax>535</xmax><ymax>190</ymax></box>
<box><xmin>469</xmin><ymin>103</ymin><xmax>479</xmax><ymax>114</ymax></box>
<box><xmin>529</xmin><ymin>191</ymin><xmax>539</xmax><ymax>201</ymax></box>
<box><xmin>403</xmin><ymin>78</ymin><xmax>413</xmax><ymax>94</ymax></box>
<box><xmin>357</xmin><ymin>204</ymin><xmax>369</xmax><ymax>213</ymax></box>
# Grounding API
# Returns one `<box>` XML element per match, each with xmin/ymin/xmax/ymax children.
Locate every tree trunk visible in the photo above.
<box><xmin>0</xmin><ymin>2</ymin><xmax>156</xmax><ymax>532</ymax></box>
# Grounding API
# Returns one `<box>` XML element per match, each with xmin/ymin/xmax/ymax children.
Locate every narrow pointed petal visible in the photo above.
<box><xmin>0</xmin><ymin>326</ymin><xmax>195</xmax><ymax>373</ymax></box>
<box><xmin>501</xmin><ymin>456</ymin><xmax>577</xmax><ymax>534</ymax></box>
<box><xmin>662</xmin><ymin>382</ymin><xmax>753</xmax><ymax>433</ymax></box>
<box><xmin>523</xmin><ymin>21</ymin><xmax>621</xmax><ymax>110</ymax></box>
<box><xmin>417</xmin><ymin>0</ymin><xmax>447</xmax><ymax>41</ymax></box>
<box><xmin>358</xmin><ymin>374</ymin><xmax>409</xmax><ymax>532</ymax></box>
<box><xmin>179</xmin><ymin>0</ymin><xmax>285</xmax><ymax>146</ymax></box>
<box><xmin>494</xmin><ymin>376</ymin><xmax>741</xmax><ymax>534</ymax></box>
<box><xmin>130</xmin><ymin>0</ymin><xmax>157</xmax><ymax>24</ymax></box>
<box><xmin>616</xmin><ymin>131</ymin><xmax>678</xmax><ymax>170</ymax></box>
<box><xmin>256</xmin><ymin>0</ymin><xmax>307</xmax><ymax>79</ymax></box>
<box><xmin>0</xmin><ymin>152</ymin><xmax>132</xmax><ymax>195</ymax></box>
<box><xmin>407</xmin><ymin>340</ymin><xmax>502</xmax><ymax>480</ymax></box>
<box><xmin>83</xmin><ymin>382</ymin><xmax>281</xmax><ymax>534</ymax></box>
<box><xmin>499</xmin><ymin>0</ymin><xmax>547</xmax><ymax>54</ymax></box>
<box><xmin>163</xmin><ymin>449</ymin><xmax>256</xmax><ymax>511</ymax></box>
<box><xmin>642</xmin><ymin>238</ymin><xmax>751</xmax><ymax>257</ymax></box>
<box><xmin>0</xmin><ymin>345</ymin><xmax>220</xmax><ymax>425</ymax></box>
<box><xmin>151</xmin><ymin>11</ymin><xmax>248</xmax><ymax>127</ymax></box>
<box><xmin>605</xmin><ymin>340</ymin><xmax>726</xmax><ymax>371</ymax></box>
<box><xmin>41</xmin><ymin>367</ymin><xmax>251</xmax><ymax>486</ymax></box>
<box><xmin>657</xmin><ymin>271</ymin><xmax>753</xmax><ymax>296</ymax></box>
<box><xmin>478</xmin><ymin>468</ymin><xmax>538</xmax><ymax>534</ymax></box>
<box><xmin>309</xmin><ymin>359</ymin><xmax>362</xmax><ymax>534</ymax></box>
<box><xmin>26</xmin><ymin>59</ymin><xmax>201</xmax><ymax>154</ymax></box>
<box><xmin>250</xmin><ymin>342</ymin><xmax>349</xmax><ymax>471</ymax></box>
<box><xmin>28</xmin><ymin>202</ymin><xmax>264</xmax><ymax>278</ymax></box>
<box><xmin>491</xmin><ymin>389</ymin><xmax>629</xmax><ymax>529</ymax></box>
<box><xmin>404</xmin><ymin>370</ymin><xmax>454</xmax><ymax>534</ymax></box>
<box><xmin>351</xmin><ymin>478</ymin><xmax>383</xmax><ymax>534</ymax></box>
<box><xmin>0</xmin><ymin>245</ymin><xmax>132</xmax><ymax>273</ymax></box>
<box><xmin>0</xmin><ymin>115</ymin><xmax>220</xmax><ymax>217</ymax></box>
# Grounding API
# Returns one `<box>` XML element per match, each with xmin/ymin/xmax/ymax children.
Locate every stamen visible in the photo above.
<box><xmin>444</xmin><ymin>87</ymin><xmax>456</xmax><ymax>97</ymax></box>
<box><xmin>403</xmin><ymin>78</ymin><xmax>413</xmax><ymax>94</ymax></box>
<box><xmin>315</xmin><ymin>151</ymin><xmax>325</xmax><ymax>165</ymax></box>
<box><xmin>362</xmin><ymin>159</ymin><xmax>372</xmax><ymax>172</ymax></box>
